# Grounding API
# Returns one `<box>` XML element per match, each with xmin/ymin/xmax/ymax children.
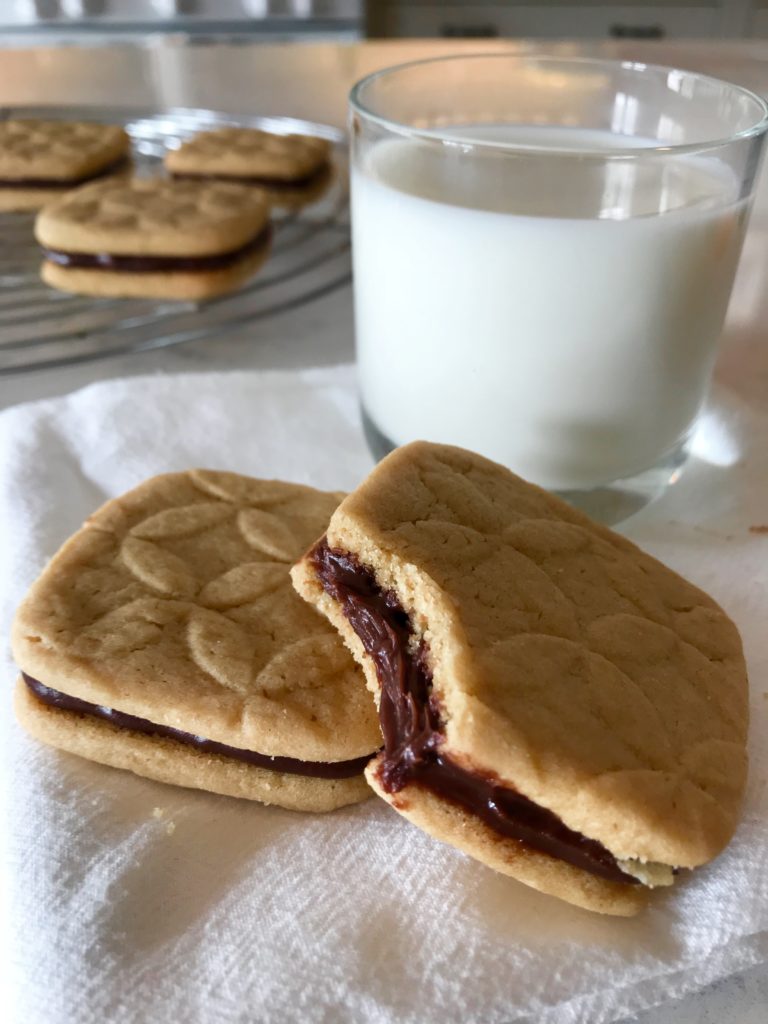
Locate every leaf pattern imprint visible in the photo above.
<box><xmin>237</xmin><ymin>508</ymin><xmax>306</xmax><ymax>561</ymax></box>
<box><xmin>190</xmin><ymin>470</ymin><xmax>299</xmax><ymax>507</ymax></box>
<box><xmin>187</xmin><ymin>609</ymin><xmax>257</xmax><ymax>694</ymax></box>
<box><xmin>199</xmin><ymin>563</ymin><xmax>288</xmax><ymax>609</ymax></box>
<box><xmin>120</xmin><ymin>537</ymin><xmax>199</xmax><ymax>598</ymax></box>
<box><xmin>130</xmin><ymin>502</ymin><xmax>232</xmax><ymax>540</ymax></box>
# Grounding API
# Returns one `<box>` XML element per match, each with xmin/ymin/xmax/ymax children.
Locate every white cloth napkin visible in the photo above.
<box><xmin>1</xmin><ymin>365</ymin><xmax>767</xmax><ymax>1024</ymax></box>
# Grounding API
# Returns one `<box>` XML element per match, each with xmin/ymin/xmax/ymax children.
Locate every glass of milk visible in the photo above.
<box><xmin>349</xmin><ymin>55</ymin><xmax>768</xmax><ymax>516</ymax></box>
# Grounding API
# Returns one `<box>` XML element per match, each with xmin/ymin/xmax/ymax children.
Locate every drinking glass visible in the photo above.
<box><xmin>349</xmin><ymin>55</ymin><xmax>768</xmax><ymax>517</ymax></box>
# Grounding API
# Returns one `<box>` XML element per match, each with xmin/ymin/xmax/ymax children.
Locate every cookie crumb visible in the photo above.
<box><xmin>166</xmin><ymin>821</ymin><xmax>176</xmax><ymax>836</ymax></box>
<box><xmin>152</xmin><ymin>806</ymin><xmax>165</xmax><ymax>819</ymax></box>
<box><xmin>749</xmin><ymin>525</ymin><xmax>768</xmax><ymax>534</ymax></box>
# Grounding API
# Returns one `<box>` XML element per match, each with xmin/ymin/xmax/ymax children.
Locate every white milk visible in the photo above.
<box><xmin>352</xmin><ymin>127</ymin><xmax>747</xmax><ymax>489</ymax></box>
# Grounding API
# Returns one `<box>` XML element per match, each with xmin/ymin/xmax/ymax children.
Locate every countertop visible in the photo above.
<box><xmin>1</xmin><ymin>37</ymin><xmax>767</xmax><ymax>1023</ymax></box>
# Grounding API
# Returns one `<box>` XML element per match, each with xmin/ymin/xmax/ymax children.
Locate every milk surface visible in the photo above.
<box><xmin>352</xmin><ymin>126</ymin><xmax>747</xmax><ymax>489</ymax></box>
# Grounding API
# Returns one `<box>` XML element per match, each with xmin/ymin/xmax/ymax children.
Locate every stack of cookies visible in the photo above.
<box><xmin>1</xmin><ymin>116</ymin><xmax>334</xmax><ymax>301</ymax></box>
<box><xmin>12</xmin><ymin>442</ymin><xmax>750</xmax><ymax>917</ymax></box>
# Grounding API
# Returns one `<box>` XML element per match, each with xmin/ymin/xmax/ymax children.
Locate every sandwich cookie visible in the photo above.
<box><xmin>165</xmin><ymin>127</ymin><xmax>333</xmax><ymax>208</ymax></box>
<box><xmin>12</xmin><ymin>471</ymin><xmax>381</xmax><ymax>811</ymax></box>
<box><xmin>0</xmin><ymin>119</ymin><xmax>130</xmax><ymax>212</ymax></box>
<box><xmin>292</xmin><ymin>441</ymin><xmax>749</xmax><ymax>913</ymax></box>
<box><xmin>35</xmin><ymin>177</ymin><xmax>272</xmax><ymax>300</ymax></box>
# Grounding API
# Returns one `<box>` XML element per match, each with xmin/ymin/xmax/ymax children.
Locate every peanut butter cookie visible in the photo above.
<box><xmin>165</xmin><ymin>126</ymin><xmax>333</xmax><ymax>208</ymax></box>
<box><xmin>35</xmin><ymin>177</ymin><xmax>272</xmax><ymax>300</ymax></box>
<box><xmin>292</xmin><ymin>441</ymin><xmax>749</xmax><ymax>912</ymax></box>
<box><xmin>13</xmin><ymin>471</ymin><xmax>381</xmax><ymax>811</ymax></box>
<box><xmin>0</xmin><ymin>119</ymin><xmax>129</xmax><ymax>211</ymax></box>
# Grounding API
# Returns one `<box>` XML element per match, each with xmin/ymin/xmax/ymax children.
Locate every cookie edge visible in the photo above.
<box><xmin>16</xmin><ymin>679</ymin><xmax>372</xmax><ymax>812</ymax></box>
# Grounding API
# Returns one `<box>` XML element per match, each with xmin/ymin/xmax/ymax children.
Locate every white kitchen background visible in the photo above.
<box><xmin>2</xmin><ymin>1</ymin><xmax>768</xmax><ymax>43</ymax></box>
<box><xmin>367</xmin><ymin>1</ymin><xmax>768</xmax><ymax>40</ymax></box>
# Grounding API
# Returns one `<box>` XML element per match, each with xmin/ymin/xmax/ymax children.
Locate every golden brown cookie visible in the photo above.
<box><xmin>13</xmin><ymin>471</ymin><xmax>381</xmax><ymax>811</ymax></box>
<box><xmin>0</xmin><ymin>119</ymin><xmax>130</xmax><ymax>211</ymax></box>
<box><xmin>39</xmin><ymin>243</ymin><xmax>270</xmax><ymax>302</ymax></box>
<box><xmin>165</xmin><ymin>126</ymin><xmax>333</xmax><ymax>207</ymax></box>
<box><xmin>35</xmin><ymin>177</ymin><xmax>272</xmax><ymax>300</ymax></box>
<box><xmin>292</xmin><ymin>441</ymin><xmax>749</xmax><ymax>912</ymax></box>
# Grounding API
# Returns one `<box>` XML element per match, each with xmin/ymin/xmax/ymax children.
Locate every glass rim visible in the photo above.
<box><xmin>349</xmin><ymin>52</ymin><xmax>768</xmax><ymax>159</ymax></box>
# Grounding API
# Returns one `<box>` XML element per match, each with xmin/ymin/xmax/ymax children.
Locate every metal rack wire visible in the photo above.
<box><xmin>0</xmin><ymin>106</ymin><xmax>351</xmax><ymax>376</ymax></box>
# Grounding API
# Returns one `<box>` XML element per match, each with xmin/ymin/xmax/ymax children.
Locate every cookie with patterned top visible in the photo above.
<box><xmin>35</xmin><ymin>177</ymin><xmax>272</xmax><ymax>300</ymax></box>
<box><xmin>291</xmin><ymin>441</ymin><xmax>749</xmax><ymax>912</ymax></box>
<box><xmin>165</xmin><ymin>126</ymin><xmax>333</xmax><ymax>207</ymax></box>
<box><xmin>12</xmin><ymin>470</ymin><xmax>381</xmax><ymax>811</ymax></box>
<box><xmin>0</xmin><ymin>119</ymin><xmax>130</xmax><ymax>211</ymax></box>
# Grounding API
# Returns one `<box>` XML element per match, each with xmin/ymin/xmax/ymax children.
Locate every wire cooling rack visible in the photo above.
<box><xmin>0</xmin><ymin>106</ymin><xmax>351</xmax><ymax>376</ymax></box>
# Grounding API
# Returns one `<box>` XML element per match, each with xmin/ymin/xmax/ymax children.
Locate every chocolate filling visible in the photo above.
<box><xmin>311</xmin><ymin>540</ymin><xmax>639</xmax><ymax>885</ymax></box>
<box><xmin>171</xmin><ymin>162</ymin><xmax>330</xmax><ymax>191</ymax></box>
<box><xmin>0</xmin><ymin>156</ymin><xmax>129</xmax><ymax>190</ymax></box>
<box><xmin>22</xmin><ymin>672</ymin><xmax>370</xmax><ymax>781</ymax></box>
<box><xmin>42</xmin><ymin>224</ymin><xmax>272</xmax><ymax>274</ymax></box>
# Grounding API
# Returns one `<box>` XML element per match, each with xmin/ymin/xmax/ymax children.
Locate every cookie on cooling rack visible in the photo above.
<box><xmin>292</xmin><ymin>441</ymin><xmax>749</xmax><ymax>914</ymax></box>
<box><xmin>165</xmin><ymin>126</ymin><xmax>333</xmax><ymax>208</ymax></box>
<box><xmin>35</xmin><ymin>177</ymin><xmax>272</xmax><ymax>301</ymax></box>
<box><xmin>0</xmin><ymin>119</ymin><xmax>130</xmax><ymax>212</ymax></box>
<box><xmin>12</xmin><ymin>470</ymin><xmax>382</xmax><ymax>812</ymax></box>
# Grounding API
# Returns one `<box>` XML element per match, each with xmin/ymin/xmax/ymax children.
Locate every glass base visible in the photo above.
<box><xmin>361</xmin><ymin>406</ymin><xmax>691</xmax><ymax>526</ymax></box>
